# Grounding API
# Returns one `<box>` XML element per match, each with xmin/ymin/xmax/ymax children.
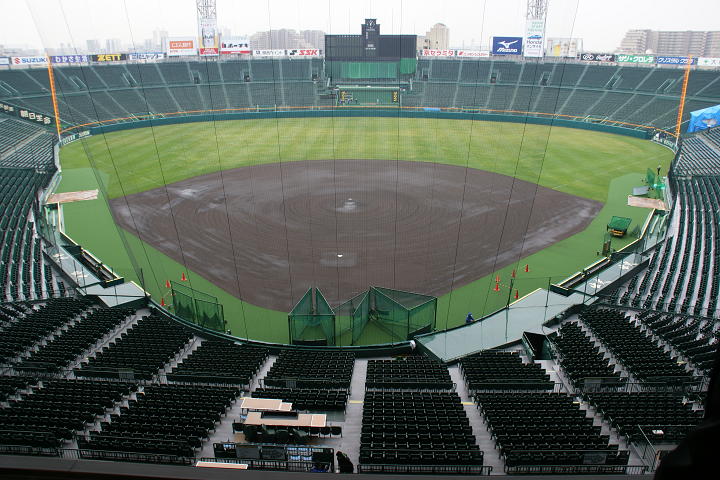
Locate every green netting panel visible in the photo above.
<box><xmin>371</xmin><ymin>287</ymin><xmax>410</xmax><ymax>343</ymax></box>
<box><xmin>408</xmin><ymin>298</ymin><xmax>437</xmax><ymax>336</ymax></box>
<box><xmin>170</xmin><ymin>281</ymin><xmax>225</xmax><ymax>333</ymax></box>
<box><xmin>288</xmin><ymin>288</ymin><xmax>336</xmax><ymax>345</ymax></box>
<box><xmin>289</xmin><ymin>288</ymin><xmax>314</xmax><ymax>342</ymax></box>
<box><xmin>352</xmin><ymin>292</ymin><xmax>369</xmax><ymax>344</ymax></box>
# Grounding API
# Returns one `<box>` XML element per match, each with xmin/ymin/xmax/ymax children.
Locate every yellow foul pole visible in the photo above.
<box><xmin>45</xmin><ymin>54</ymin><xmax>62</xmax><ymax>138</ymax></box>
<box><xmin>675</xmin><ymin>55</ymin><xmax>693</xmax><ymax>140</ymax></box>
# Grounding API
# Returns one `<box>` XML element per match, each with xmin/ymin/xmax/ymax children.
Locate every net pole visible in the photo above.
<box><xmin>45</xmin><ymin>54</ymin><xmax>62</xmax><ymax>138</ymax></box>
<box><xmin>674</xmin><ymin>55</ymin><xmax>692</xmax><ymax>140</ymax></box>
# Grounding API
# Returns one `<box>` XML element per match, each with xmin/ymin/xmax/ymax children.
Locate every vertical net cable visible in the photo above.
<box><xmin>199</xmin><ymin>55</ymin><xmax>250</xmax><ymax>338</ymax></box>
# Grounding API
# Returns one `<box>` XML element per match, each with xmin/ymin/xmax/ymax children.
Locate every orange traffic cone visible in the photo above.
<box><xmin>511</xmin><ymin>269</ymin><xmax>516</xmax><ymax>278</ymax></box>
<box><xmin>160</xmin><ymin>297</ymin><xmax>166</xmax><ymax>307</ymax></box>
<box><xmin>165</xmin><ymin>279</ymin><xmax>171</xmax><ymax>288</ymax></box>
<box><xmin>495</xmin><ymin>274</ymin><xmax>500</xmax><ymax>283</ymax></box>
<box><xmin>524</xmin><ymin>264</ymin><xmax>530</xmax><ymax>273</ymax></box>
<box><xmin>514</xmin><ymin>289</ymin><xmax>519</xmax><ymax>300</ymax></box>
<box><xmin>181</xmin><ymin>272</ymin><xmax>187</xmax><ymax>281</ymax></box>
<box><xmin>494</xmin><ymin>282</ymin><xmax>500</xmax><ymax>292</ymax></box>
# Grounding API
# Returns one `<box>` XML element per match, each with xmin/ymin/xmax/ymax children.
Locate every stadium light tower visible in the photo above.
<box><xmin>196</xmin><ymin>0</ymin><xmax>216</xmax><ymax>20</ymax></box>
<box><xmin>526</xmin><ymin>0</ymin><xmax>548</xmax><ymax>20</ymax></box>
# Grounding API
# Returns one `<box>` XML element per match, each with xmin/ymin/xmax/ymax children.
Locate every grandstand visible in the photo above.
<box><xmin>0</xmin><ymin>49</ymin><xmax>719</xmax><ymax>480</ymax></box>
<box><xmin>1</xmin><ymin>58</ymin><xmax>720</xmax><ymax>132</ymax></box>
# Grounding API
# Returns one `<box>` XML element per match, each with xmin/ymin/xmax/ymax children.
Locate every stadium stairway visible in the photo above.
<box><xmin>200</xmin><ymin>354</ymin><xmax>277</xmax><ymax>458</ymax></box>
<box><xmin>448</xmin><ymin>363</ymin><xmax>505</xmax><ymax>473</ymax></box>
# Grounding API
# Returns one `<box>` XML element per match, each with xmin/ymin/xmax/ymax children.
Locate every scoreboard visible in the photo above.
<box><xmin>337</xmin><ymin>87</ymin><xmax>400</xmax><ymax>105</ymax></box>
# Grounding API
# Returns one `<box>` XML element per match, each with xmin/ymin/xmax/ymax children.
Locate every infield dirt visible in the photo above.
<box><xmin>109</xmin><ymin>159</ymin><xmax>601</xmax><ymax>311</ymax></box>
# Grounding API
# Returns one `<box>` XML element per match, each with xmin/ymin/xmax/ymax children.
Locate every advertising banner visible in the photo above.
<box><xmin>0</xmin><ymin>57</ymin><xmax>9</xmax><ymax>66</ymax></box>
<box><xmin>287</xmin><ymin>49</ymin><xmax>321</xmax><ymax>56</ymax></box>
<box><xmin>220</xmin><ymin>38</ymin><xmax>251</xmax><ymax>55</ymax></box>
<box><xmin>524</xmin><ymin>19</ymin><xmax>545</xmax><ymax>58</ymax></box>
<box><xmin>253</xmin><ymin>49</ymin><xmax>286</xmax><ymax>57</ymax></box>
<box><xmin>656</xmin><ymin>56</ymin><xmax>696</xmax><ymax>65</ymax></box>
<box><xmin>51</xmin><ymin>55</ymin><xmax>89</xmax><ymax>64</ymax></box>
<box><xmin>167</xmin><ymin>37</ymin><xmax>197</xmax><ymax>56</ymax></box>
<box><xmin>456</xmin><ymin>50</ymin><xmax>490</xmax><ymax>58</ymax></box>
<box><xmin>546</xmin><ymin>38</ymin><xmax>583</xmax><ymax>58</ymax></box>
<box><xmin>129</xmin><ymin>52</ymin><xmax>164</xmax><ymax>61</ymax></box>
<box><xmin>492</xmin><ymin>37</ymin><xmax>523</xmax><ymax>55</ymax></box>
<box><xmin>577</xmin><ymin>52</ymin><xmax>615</xmax><ymax>62</ymax></box>
<box><xmin>419</xmin><ymin>49</ymin><xmax>455</xmax><ymax>57</ymax></box>
<box><xmin>697</xmin><ymin>57</ymin><xmax>720</xmax><ymax>67</ymax></box>
<box><xmin>11</xmin><ymin>56</ymin><xmax>48</xmax><ymax>66</ymax></box>
<box><xmin>60</xmin><ymin>130</ymin><xmax>91</xmax><ymax>146</ymax></box>
<box><xmin>198</xmin><ymin>10</ymin><xmax>219</xmax><ymax>56</ymax></box>
<box><xmin>1</xmin><ymin>100</ymin><xmax>53</xmax><ymax>125</ymax></box>
<box><xmin>91</xmin><ymin>53</ymin><xmax>127</xmax><ymax>62</ymax></box>
<box><xmin>616</xmin><ymin>54</ymin><xmax>654</xmax><ymax>64</ymax></box>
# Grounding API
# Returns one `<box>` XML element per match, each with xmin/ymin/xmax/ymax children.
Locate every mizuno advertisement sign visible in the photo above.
<box><xmin>492</xmin><ymin>37</ymin><xmax>523</xmax><ymax>55</ymax></box>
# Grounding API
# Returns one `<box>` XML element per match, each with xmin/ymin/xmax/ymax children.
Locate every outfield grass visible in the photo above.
<box><xmin>57</xmin><ymin>117</ymin><xmax>672</xmax><ymax>344</ymax></box>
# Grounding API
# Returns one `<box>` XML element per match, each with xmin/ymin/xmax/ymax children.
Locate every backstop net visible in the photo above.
<box><xmin>170</xmin><ymin>280</ymin><xmax>225</xmax><ymax>333</ymax></box>
<box><xmin>335</xmin><ymin>287</ymin><xmax>437</xmax><ymax>345</ymax></box>
<box><xmin>288</xmin><ymin>288</ymin><xmax>336</xmax><ymax>346</ymax></box>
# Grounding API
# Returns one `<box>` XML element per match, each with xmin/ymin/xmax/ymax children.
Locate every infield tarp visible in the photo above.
<box><xmin>688</xmin><ymin>104</ymin><xmax>720</xmax><ymax>133</ymax></box>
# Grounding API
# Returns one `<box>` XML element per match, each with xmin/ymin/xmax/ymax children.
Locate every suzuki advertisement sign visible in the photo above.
<box><xmin>492</xmin><ymin>37</ymin><xmax>523</xmax><ymax>56</ymax></box>
<box><xmin>220</xmin><ymin>38</ymin><xmax>251</xmax><ymax>55</ymax></box>
<box><xmin>524</xmin><ymin>20</ymin><xmax>545</xmax><ymax>58</ymax></box>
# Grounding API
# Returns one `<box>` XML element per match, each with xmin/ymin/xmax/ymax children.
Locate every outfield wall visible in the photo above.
<box><xmin>70</xmin><ymin>108</ymin><xmax>652</xmax><ymax>140</ymax></box>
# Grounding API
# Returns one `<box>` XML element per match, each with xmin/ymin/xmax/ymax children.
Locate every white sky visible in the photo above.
<box><xmin>3</xmin><ymin>0</ymin><xmax>720</xmax><ymax>52</ymax></box>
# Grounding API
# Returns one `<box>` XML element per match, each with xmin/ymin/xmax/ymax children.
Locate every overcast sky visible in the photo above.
<box><xmin>3</xmin><ymin>0</ymin><xmax>719</xmax><ymax>52</ymax></box>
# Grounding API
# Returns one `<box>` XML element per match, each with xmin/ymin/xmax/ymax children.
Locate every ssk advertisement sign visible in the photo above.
<box><xmin>492</xmin><ymin>37</ymin><xmax>523</xmax><ymax>55</ymax></box>
<box><xmin>288</xmin><ymin>49</ymin><xmax>321</xmax><ymax>56</ymax></box>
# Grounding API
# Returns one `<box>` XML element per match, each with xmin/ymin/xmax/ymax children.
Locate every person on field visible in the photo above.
<box><xmin>465</xmin><ymin>312</ymin><xmax>475</xmax><ymax>324</ymax></box>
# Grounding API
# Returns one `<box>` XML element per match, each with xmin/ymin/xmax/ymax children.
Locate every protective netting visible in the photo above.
<box><xmin>170</xmin><ymin>280</ymin><xmax>225</xmax><ymax>332</ymax></box>
<box><xmin>288</xmin><ymin>288</ymin><xmax>336</xmax><ymax>346</ymax></box>
<box><xmin>299</xmin><ymin>286</ymin><xmax>437</xmax><ymax>346</ymax></box>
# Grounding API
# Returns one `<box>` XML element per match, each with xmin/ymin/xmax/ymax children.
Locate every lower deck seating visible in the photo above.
<box><xmin>167</xmin><ymin>340</ymin><xmax>268</xmax><ymax>385</ymax></box>
<box><xmin>77</xmin><ymin>313</ymin><xmax>193</xmax><ymax>380</ymax></box>
<box><xmin>477</xmin><ymin>392</ymin><xmax>629</xmax><ymax>473</ymax></box>
<box><xmin>80</xmin><ymin>384</ymin><xmax>240</xmax><ymax>459</ymax></box>
<box><xmin>359</xmin><ymin>390</ymin><xmax>483</xmax><ymax>471</ymax></box>
<box><xmin>460</xmin><ymin>350</ymin><xmax>553</xmax><ymax>391</ymax></box>
<box><xmin>365</xmin><ymin>355</ymin><xmax>453</xmax><ymax>390</ymax></box>
<box><xmin>252</xmin><ymin>386</ymin><xmax>348</xmax><ymax>411</ymax></box>
<box><xmin>581</xmin><ymin>308</ymin><xmax>691</xmax><ymax>381</ymax></box>
<box><xmin>0</xmin><ymin>379</ymin><xmax>135</xmax><ymax>450</ymax></box>
<box><xmin>583</xmin><ymin>391</ymin><xmax>703</xmax><ymax>442</ymax></box>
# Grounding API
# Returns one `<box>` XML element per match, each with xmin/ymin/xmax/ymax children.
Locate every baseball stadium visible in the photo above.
<box><xmin>0</xmin><ymin>1</ymin><xmax>719</xmax><ymax>479</ymax></box>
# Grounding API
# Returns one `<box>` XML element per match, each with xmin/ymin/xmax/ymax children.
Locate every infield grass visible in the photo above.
<box><xmin>57</xmin><ymin>117</ymin><xmax>672</xmax><ymax>343</ymax></box>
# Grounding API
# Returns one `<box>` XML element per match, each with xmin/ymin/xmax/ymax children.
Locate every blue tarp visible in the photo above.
<box><xmin>688</xmin><ymin>104</ymin><xmax>720</xmax><ymax>133</ymax></box>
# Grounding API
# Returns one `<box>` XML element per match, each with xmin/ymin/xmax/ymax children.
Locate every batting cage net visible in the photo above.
<box><xmin>294</xmin><ymin>286</ymin><xmax>437</xmax><ymax>346</ymax></box>
<box><xmin>288</xmin><ymin>288</ymin><xmax>336</xmax><ymax>346</ymax></box>
<box><xmin>171</xmin><ymin>280</ymin><xmax>226</xmax><ymax>333</ymax></box>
